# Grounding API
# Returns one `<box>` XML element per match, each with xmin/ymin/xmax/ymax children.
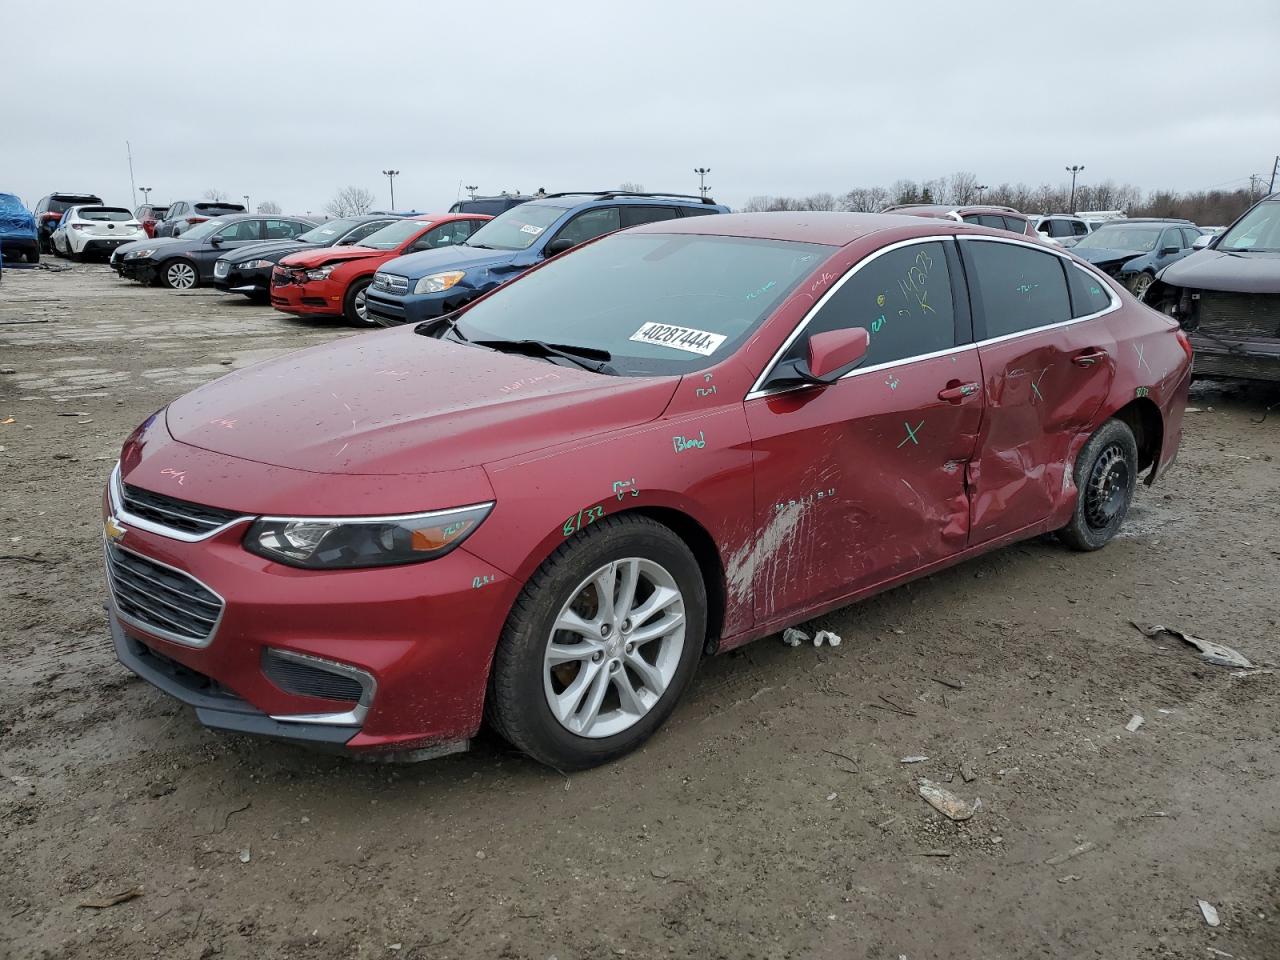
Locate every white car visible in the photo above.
<box><xmin>1029</xmin><ymin>214</ymin><xmax>1092</xmax><ymax>247</ymax></box>
<box><xmin>51</xmin><ymin>206</ymin><xmax>147</xmax><ymax>261</ymax></box>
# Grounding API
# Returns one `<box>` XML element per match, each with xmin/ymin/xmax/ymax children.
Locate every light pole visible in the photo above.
<box><xmin>465</xmin><ymin>184</ymin><xmax>479</xmax><ymax>199</ymax></box>
<box><xmin>1065</xmin><ymin>165</ymin><xmax>1085</xmax><ymax>211</ymax></box>
<box><xmin>243</xmin><ymin>194</ymin><xmax>250</xmax><ymax>213</ymax></box>
<box><xmin>975</xmin><ymin>184</ymin><xmax>988</xmax><ymax>204</ymax></box>
<box><xmin>693</xmin><ymin>167</ymin><xmax>711</xmax><ymax>199</ymax></box>
<box><xmin>382</xmin><ymin>169</ymin><xmax>400</xmax><ymax>209</ymax></box>
<box><xmin>139</xmin><ymin>187</ymin><xmax>152</xmax><ymax>206</ymax></box>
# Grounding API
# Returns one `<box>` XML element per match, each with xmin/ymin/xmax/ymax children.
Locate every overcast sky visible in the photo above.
<box><xmin>5</xmin><ymin>1</ymin><xmax>1278</xmax><ymax>215</ymax></box>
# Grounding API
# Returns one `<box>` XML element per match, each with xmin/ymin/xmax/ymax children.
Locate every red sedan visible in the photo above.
<box><xmin>103</xmin><ymin>212</ymin><xmax>1191</xmax><ymax>769</ymax></box>
<box><xmin>271</xmin><ymin>213</ymin><xmax>489</xmax><ymax>324</ymax></box>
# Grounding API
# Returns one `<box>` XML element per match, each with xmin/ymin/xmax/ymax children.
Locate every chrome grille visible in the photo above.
<box><xmin>105</xmin><ymin>543</ymin><xmax>224</xmax><ymax>646</ymax></box>
<box><xmin>372</xmin><ymin>272</ymin><xmax>408</xmax><ymax>294</ymax></box>
<box><xmin>121</xmin><ymin>483</ymin><xmax>242</xmax><ymax>535</ymax></box>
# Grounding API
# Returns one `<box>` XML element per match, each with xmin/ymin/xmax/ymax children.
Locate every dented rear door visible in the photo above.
<box><xmin>961</xmin><ymin>237</ymin><xmax>1117</xmax><ymax>545</ymax></box>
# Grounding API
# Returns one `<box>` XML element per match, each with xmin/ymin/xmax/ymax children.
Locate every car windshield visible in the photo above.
<box><xmin>79</xmin><ymin>208</ymin><xmax>132</xmax><ymax>222</ymax></box>
<box><xmin>1218</xmin><ymin>201</ymin><xmax>1280</xmax><ymax>253</ymax></box>
<box><xmin>449</xmin><ymin>233</ymin><xmax>835</xmax><ymax>377</ymax></box>
<box><xmin>463</xmin><ymin>203</ymin><xmax>570</xmax><ymax>251</ymax></box>
<box><xmin>181</xmin><ymin>219</ymin><xmax>228</xmax><ymax>241</ymax></box>
<box><xmin>1073</xmin><ymin>225</ymin><xmax>1163</xmax><ymax>252</ymax></box>
<box><xmin>356</xmin><ymin>219</ymin><xmax>431</xmax><ymax>250</ymax></box>
<box><xmin>297</xmin><ymin>217</ymin><xmax>364</xmax><ymax>244</ymax></box>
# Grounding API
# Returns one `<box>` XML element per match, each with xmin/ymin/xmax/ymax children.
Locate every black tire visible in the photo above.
<box><xmin>343</xmin><ymin>278</ymin><xmax>373</xmax><ymax>325</ymax></box>
<box><xmin>25</xmin><ymin>248</ymin><xmax>39</xmax><ymax>264</ymax></box>
<box><xmin>160</xmin><ymin>259</ymin><xmax>198</xmax><ymax>290</ymax></box>
<box><xmin>1058</xmin><ymin>418</ymin><xmax>1139</xmax><ymax>551</ymax></box>
<box><xmin>487</xmin><ymin>515</ymin><xmax>706</xmax><ymax>770</ymax></box>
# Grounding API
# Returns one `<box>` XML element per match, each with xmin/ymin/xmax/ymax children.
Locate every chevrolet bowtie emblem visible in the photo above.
<box><xmin>104</xmin><ymin>516</ymin><xmax>128</xmax><ymax>542</ymax></box>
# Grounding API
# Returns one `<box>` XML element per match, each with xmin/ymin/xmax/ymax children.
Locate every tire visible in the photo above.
<box><xmin>1058</xmin><ymin>418</ymin><xmax>1139</xmax><ymax>551</ymax></box>
<box><xmin>487</xmin><ymin>515</ymin><xmax>706</xmax><ymax>770</ymax></box>
<box><xmin>343</xmin><ymin>278</ymin><xmax>373</xmax><ymax>326</ymax></box>
<box><xmin>1127</xmin><ymin>272</ymin><xmax>1155</xmax><ymax>301</ymax></box>
<box><xmin>160</xmin><ymin>259</ymin><xmax>198</xmax><ymax>290</ymax></box>
<box><xmin>25</xmin><ymin>248</ymin><xmax>39</xmax><ymax>264</ymax></box>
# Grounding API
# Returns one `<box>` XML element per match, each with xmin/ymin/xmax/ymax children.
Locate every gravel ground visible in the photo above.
<box><xmin>2</xmin><ymin>263</ymin><xmax>1279</xmax><ymax>960</ymax></box>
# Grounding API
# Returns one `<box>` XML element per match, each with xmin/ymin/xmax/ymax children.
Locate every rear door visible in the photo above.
<box><xmin>961</xmin><ymin>236</ymin><xmax>1118</xmax><ymax>545</ymax></box>
<box><xmin>743</xmin><ymin>238</ymin><xmax>983</xmax><ymax>622</ymax></box>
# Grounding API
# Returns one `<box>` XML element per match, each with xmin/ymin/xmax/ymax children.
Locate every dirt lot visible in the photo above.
<box><xmin>2</xmin><ymin>262</ymin><xmax>1279</xmax><ymax>960</ymax></box>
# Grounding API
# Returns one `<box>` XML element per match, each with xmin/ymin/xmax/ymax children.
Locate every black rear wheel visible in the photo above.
<box><xmin>343</xmin><ymin>278</ymin><xmax>373</xmax><ymax>326</ymax></box>
<box><xmin>1058</xmin><ymin>418</ymin><xmax>1139</xmax><ymax>551</ymax></box>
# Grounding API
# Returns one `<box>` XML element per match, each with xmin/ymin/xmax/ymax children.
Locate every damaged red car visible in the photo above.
<box><xmin>103</xmin><ymin>213</ymin><xmax>1192</xmax><ymax>769</ymax></box>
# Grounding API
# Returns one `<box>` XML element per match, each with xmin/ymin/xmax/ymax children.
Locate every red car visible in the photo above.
<box><xmin>103</xmin><ymin>212</ymin><xmax>1191</xmax><ymax>769</ymax></box>
<box><xmin>133</xmin><ymin>203</ymin><xmax>170</xmax><ymax>239</ymax></box>
<box><xmin>271</xmin><ymin>213</ymin><xmax>489</xmax><ymax>325</ymax></box>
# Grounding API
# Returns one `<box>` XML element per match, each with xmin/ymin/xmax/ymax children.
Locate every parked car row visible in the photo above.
<box><xmin>112</xmin><ymin>214</ymin><xmax>317</xmax><ymax>287</ymax></box>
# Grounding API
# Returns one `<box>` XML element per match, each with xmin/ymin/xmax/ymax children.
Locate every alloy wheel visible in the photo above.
<box><xmin>543</xmin><ymin>558</ymin><xmax>686</xmax><ymax>739</ymax></box>
<box><xmin>1084</xmin><ymin>443</ymin><xmax>1130</xmax><ymax>529</ymax></box>
<box><xmin>167</xmin><ymin>262</ymin><xmax>196</xmax><ymax>289</ymax></box>
<box><xmin>1129</xmin><ymin>273</ymin><xmax>1153</xmax><ymax>301</ymax></box>
<box><xmin>354</xmin><ymin>287</ymin><xmax>369</xmax><ymax>323</ymax></box>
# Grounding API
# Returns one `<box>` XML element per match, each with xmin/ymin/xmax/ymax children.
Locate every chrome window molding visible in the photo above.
<box><xmin>746</xmin><ymin>232</ymin><xmax>1122</xmax><ymax>401</ymax></box>
<box><xmin>109</xmin><ymin>462</ymin><xmax>252</xmax><ymax>543</ymax></box>
<box><xmin>267</xmin><ymin>649</ymin><xmax>376</xmax><ymax>727</ymax></box>
<box><xmin>104</xmin><ymin>540</ymin><xmax>226</xmax><ymax>649</ymax></box>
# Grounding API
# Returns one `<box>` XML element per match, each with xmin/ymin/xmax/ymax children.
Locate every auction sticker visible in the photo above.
<box><xmin>519</xmin><ymin>224</ymin><xmax>544</xmax><ymax>235</ymax></box>
<box><xmin>629</xmin><ymin>322</ymin><xmax>726</xmax><ymax>356</ymax></box>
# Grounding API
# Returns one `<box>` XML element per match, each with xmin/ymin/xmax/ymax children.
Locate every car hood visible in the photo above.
<box><xmin>115</xmin><ymin>236</ymin><xmax>186</xmax><ymax>257</ymax></box>
<box><xmin>1074</xmin><ymin>246</ymin><xmax>1144</xmax><ymax>265</ymax></box>
<box><xmin>222</xmin><ymin>239</ymin><xmax>317</xmax><ymax>264</ymax></box>
<box><xmin>377</xmin><ymin>243</ymin><xmax>520</xmax><ymax>279</ymax></box>
<box><xmin>165</xmin><ymin>327</ymin><xmax>679</xmax><ymax>475</ymax></box>
<box><xmin>1156</xmin><ymin>248</ymin><xmax>1280</xmax><ymax>294</ymax></box>
<box><xmin>280</xmin><ymin>245</ymin><xmax>393</xmax><ymax>268</ymax></box>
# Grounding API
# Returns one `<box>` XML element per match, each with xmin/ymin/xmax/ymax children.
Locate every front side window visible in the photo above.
<box><xmin>342</xmin><ymin>219</ymin><xmax>395</xmax><ymax>244</ymax></box>
<box><xmin>214</xmin><ymin>220</ymin><xmax>261</xmax><ymax>242</ymax></box>
<box><xmin>977</xmin><ymin>214</ymin><xmax>1006</xmax><ymax>229</ymax></box>
<box><xmin>463</xmin><ymin>203</ymin><xmax>571</xmax><ymax>251</ymax></box>
<box><xmin>1218</xmin><ymin>200</ymin><xmax>1280</xmax><ymax>252</ymax></box>
<box><xmin>451</xmin><ymin>233</ymin><xmax>833</xmax><ymax>377</ymax></box>
<box><xmin>964</xmin><ymin>240</ymin><xmax>1071</xmax><ymax>338</ymax></box>
<box><xmin>1072</xmin><ymin>220</ymin><xmax>1090</xmax><ymax>236</ymax></box>
<box><xmin>781</xmin><ymin>241</ymin><xmax>956</xmax><ymax>370</ymax></box>
<box><xmin>411</xmin><ymin>220</ymin><xmax>474</xmax><ymax>251</ymax></box>
<box><xmin>1159</xmin><ymin>228</ymin><xmax>1183</xmax><ymax>252</ymax></box>
<box><xmin>552</xmin><ymin>207</ymin><xmax>621</xmax><ymax>246</ymax></box>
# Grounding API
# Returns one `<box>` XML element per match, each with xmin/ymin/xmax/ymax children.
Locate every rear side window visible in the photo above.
<box><xmin>1002</xmin><ymin>216</ymin><xmax>1028</xmax><ymax>233</ymax></box>
<box><xmin>620</xmin><ymin>206</ymin><xmax>681</xmax><ymax>228</ymax></box>
<box><xmin>1072</xmin><ymin>220</ymin><xmax>1089</xmax><ymax>236</ymax></box>
<box><xmin>977</xmin><ymin>214</ymin><xmax>1006</xmax><ymax>229</ymax></box>
<box><xmin>680</xmin><ymin>206</ymin><xmax>717</xmax><ymax>217</ymax></box>
<box><xmin>1066</xmin><ymin>264</ymin><xmax>1114</xmax><ymax>317</ymax></box>
<box><xmin>784</xmin><ymin>241</ymin><xmax>955</xmax><ymax>369</ymax></box>
<box><xmin>964</xmin><ymin>240</ymin><xmax>1071</xmax><ymax>338</ymax></box>
<box><xmin>264</xmin><ymin>219</ymin><xmax>304</xmax><ymax>239</ymax></box>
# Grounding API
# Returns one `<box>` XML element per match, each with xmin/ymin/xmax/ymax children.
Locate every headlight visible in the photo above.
<box><xmin>127</xmin><ymin>248</ymin><xmax>156</xmax><ymax>259</ymax></box>
<box><xmin>413</xmin><ymin>271</ymin><xmax>465</xmax><ymax>295</ymax></box>
<box><xmin>239</xmin><ymin>259</ymin><xmax>273</xmax><ymax>270</ymax></box>
<box><xmin>244</xmin><ymin>503</ymin><xmax>493</xmax><ymax>569</ymax></box>
<box><xmin>304</xmin><ymin>266</ymin><xmax>334</xmax><ymax>281</ymax></box>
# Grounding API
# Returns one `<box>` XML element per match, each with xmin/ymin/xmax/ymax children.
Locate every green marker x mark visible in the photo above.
<box><xmin>898</xmin><ymin>420</ymin><xmax>923</xmax><ymax>448</ymax></box>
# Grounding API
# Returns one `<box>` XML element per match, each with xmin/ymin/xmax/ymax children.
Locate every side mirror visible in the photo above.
<box><xmin>1192</xmin><ymin>234</ymin><xmax>1211</xmax><ymax>250</ymax></box>
<box><xmin>209</xmin><ymin>235</ymin><xmax>223</xmax><ymax>246</ymax></box>
<box><xmin>1160</xmin><ymin>244</ymin><xmax>1179</xmax><ymax>255</ymax></box>
<box><xmin>545</xmin><ymin>237</ymin><xmax>577</xmax><ymax>257</ymax></box>
<box><xmin>337</xmin><ymin>238</ymin><xmax>355</xmax><ymax>245</ymax></box>
<box><xmin>807</xmin><ymin>327</ymin><xmax>870</xmax><ymax>380</ymax></box>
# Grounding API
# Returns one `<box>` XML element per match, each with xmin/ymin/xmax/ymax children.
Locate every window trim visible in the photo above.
<box><xmin>746</xmin><ymin>234</ymin><xmax>1120</xmax><ymax>400</ymax></box>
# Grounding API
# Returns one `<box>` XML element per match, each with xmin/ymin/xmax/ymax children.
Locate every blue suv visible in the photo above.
<box><xmin>364</xmin><ymin>191</ymin><xmax>728</xmax><ymax>327</ymax></box>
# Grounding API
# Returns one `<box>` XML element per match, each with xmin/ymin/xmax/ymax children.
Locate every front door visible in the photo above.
<box><xmin>960</xmin><ymin>236</ymin><xmax>1117</xmax><ymax>544</ymax></box>
<box><xmin>744</xmin><ymin>238</ymin><xmax>984</xmax><ymax>623</ymax></box>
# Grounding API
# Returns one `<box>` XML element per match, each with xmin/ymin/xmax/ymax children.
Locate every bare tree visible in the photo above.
<box><xmin>947</xmin><ymin>171</ymin><xmax>979</xmax><ymax>206</ymax></box>
<box><xmin>202</xmin><ymin>188</ymin><xmax>230</xmax><ymax>202</ymax></box>
<box><xmin>256</xmin><ymin>200</ymin><xmax>282</xmax><ymax>214</ymax></box>
<box><xmin>326</xmin><ymin>186</ymin><xmax>375</xmax><ymax>218</ymax></box>
<box><xmin>618</xmin><ymin>182</ymin><xmax>646</xmax><ymax>193</ymax></box>
<box><xmin>800</xmin><ymin>192</ymin><xmax>839</xmax><ymax>211</ymax></box>
<box><xmin>839</xmin><ymin>186</ymin><xmax>890</xmax><ymax>212</ymax></box>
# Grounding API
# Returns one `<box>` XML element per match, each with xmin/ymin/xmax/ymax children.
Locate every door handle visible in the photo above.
<box><xmin>937</xmin><ymin>381</ymin><xmax>980</xmax><ymax>403</ymax></box>
<box><xmin>1073</xmin><ymin>349</ymin><xmax>1108</xmax><ymax>367</ymax></box>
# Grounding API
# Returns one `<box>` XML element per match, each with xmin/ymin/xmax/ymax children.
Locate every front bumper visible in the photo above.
<box><xmin>103</xmin><ymin>482</ymin><xmax>514</xmax><ymax>757</ymax></box>
<box><xmin>213</xmin><ymin>264</ymin><xmax>271</xmax><ymax>295</ymax></box>
<box><xmin>1190</xmin><ymin>335</ymin><xmax>1280</xmax><ymax>382</ymax></box>
<box><xmin>120</xmin><ymin>257</ymin><xmax>160</xmax><ymax>283</ymax></box>
<box><xmin>269</xmin><ymin>278</ymin><xmax>344</xmax><ymax>316</ymax></box>
<box><xmin>364</xmin><ymin>288</ymin><xmax>457</xmax><ymax>327</ymax></box>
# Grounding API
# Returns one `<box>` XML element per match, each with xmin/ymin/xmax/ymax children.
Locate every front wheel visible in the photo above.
<box><xmin>1058</xmin><ymin>418</ymin><xmax>1139</xmax><ymax>551</ymax></box>
<box><xmin>487</xmin><ymin>515</ymin><xmax>706</xmax><ymax>770</ymax></box>
<box><xmin>1127</xmin><ymin>272</ymin><xmax>1155</xmax><ymax>301</ymax></box>
<box><xmin>161</xmin><ymin>259</ymin><xmax>197</xmax><ymax>290</ymax></box>
<box><xmin>343</xmin><ymin>278</ymin><xmax>372</xmax><ymax>325</ymax></box>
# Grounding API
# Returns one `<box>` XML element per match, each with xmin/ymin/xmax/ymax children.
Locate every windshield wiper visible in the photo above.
<box><xmin>471</xmin><ymin>338</ymin><xmax>615</xmax><ymax>374</ymax></box>
<box><xmin>466</xmin><ymin>242</ymin><xmax>494</xmax><ymax>249</ymax></box>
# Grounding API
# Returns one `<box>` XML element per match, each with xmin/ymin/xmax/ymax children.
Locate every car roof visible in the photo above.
<box><xmin>1101</xmin><ymin>218</ymin><xmax>1194</xmax><ymax>225</ymax></box>
<box><xmin>882</xmin><ymin>203</ymin><xmax>1023</xmax><ymax>217</ymax></box>
<box><xmin>50</xmin><ymin>192</ymin><xmax>101</xmax><ymax>199</ymax></box>
<box><xmin>627</xmin><ymin>211</ymin><xmax>959</xmax><ymax>245</ymax></box>
<box><xmin>537</xmin><ymin>191</ymin><xmax>723</xmax><ymax>210</ymax></box>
